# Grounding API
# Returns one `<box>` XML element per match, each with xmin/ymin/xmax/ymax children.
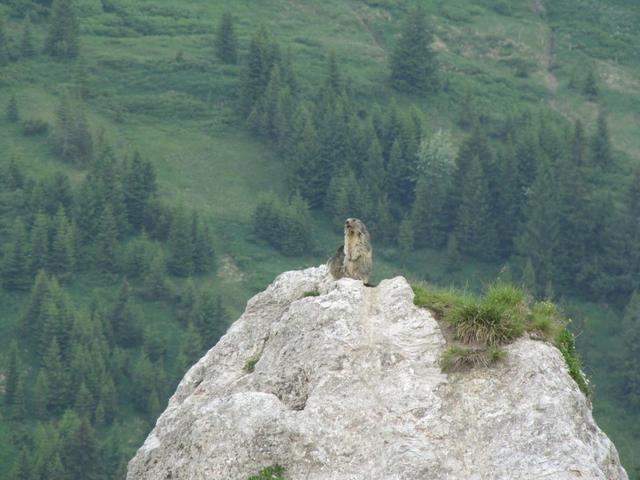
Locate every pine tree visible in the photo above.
<box><xmin>43</xmin><ymin>337</ymin><xmax>70</xmax><ymax>414</ymax></box>
<box><xmin>51</xmin><ymin>94</ymin><xmax>93</xmax><ymax>165</ymax></box>
<box><xmin>397</xmin><ymin>217</ymin><xmax>414</xmax><ymax>253</ymax></box>
<box><xmin>590</xmin><ymin>111</ymin><xmax>612</xmax><ymax>168</ymax></box>
<box><xmin>412</xmin><ymin>131</ymin><xmax>456</xmax><ymax>248</ymax></box>
<box><xmin>215</xmin><ymin>12</ymin><xmax>237</xmax><ymax>64</ymax></box>
<box><xmin>192</xmin><ymin>290</ymin><xmax>226</xmax><ymax>347</ymax></box>
<box><xmin>286</xmin><ymin>105</ymin><xmax>323</xmax><ymax>208</ymax></box>
<box><xmin>583</xmin><ymin>68</ymin><xmax>599</xmax><ymax>99</ymax></box>
<box><xmin>141</xmin><ymin>249</ymin><xmax>172</xmax><ymax>300</ymax></box>
<box><xmin>45</xmin><ymin>0</ymin><xmax>79</xmax><ymax>59</ymax></box>
<box><xmin>516</xmin><ymin>158</ymin><xmax>561</xmax><ymax>292</ymax></box>
<box><xmin>131</xmin><ymin>353</ymin><xmax>156</xmax><ymax>411</ymax></box>
<box><xmin>74</xmin><ymin>382</ymin><xmax>94</xmax><ymax>419</ymax></box>
<box><xmin>2</xmin><ymin>218</ymin><xmax>32</xmax><ymax>291</ymax></box>
<box><xmin>390</xmin><ymin>5</ymin><xmax>438</xmax><ymax>94</ymax></box>
<box><xmin>31</xmin><ymin>213</ymin><xmax>50</xmax><ymax>274</ymax></box>
<box><xmin>4</xmin><ymin>341</ymin><xmax>20</xmax><ymax>406</ymax></box>
<box><xmin>20</xmin><ymin>16</ymin><xmax>35</xmax><ymax>58</ymax></box>
<box><xmin>7</xmin><ymin>94</ymin><xmax>19</xmax><ymax>122</ymax></box>
<box><xmin>241</xmin><ymin>26</ymin><xmax>279</xmax><ymax>115</ymax></box>
<box><xmin>61</xmin><ymin>415</ymin><xmax>99</xmax><ymax>479</ymax></box>
<box><xmin>124</xmin><ymin>152</ymin><xmax>155</xmax><ymax>230</ymax></box>
<box><xmin>95</xmin><ymin>204</ymin><xmax>118</xmax><ymax>272</ymax></box>
<box><xmin>12</xmin><ymin>373</ymin><xmax>27</xmax><ymax>421</ymax></box>
<box><xmin>179</xmin><ymin>322</ymin><xmax>204</xmax><ymax>372</ymax></box>
<box><xmin>455</xmin><ymin>157</ymin><xmax>497</xmax><ymax>260</ymax></box>
<box><xmin>570</xmin><ymin>120</ymin><xmax>586</xmax><ymax>167</ymax></box>
<box><xmin>34</xmin><ymin>369</ymin><xmax>50</xmax><ymax>419</ymax></box>
<box><xmin>50</xmin><ymin>208</ymin><xmax>75</xmax><ymax>280</ymax></box>
<box><xmin>110</xmin><ymin>279</ymin><xmax>143</xmax><ymax>347</ymax></box>
<box><xmin>11</xmin><ymin>449</ymin><xmax>33</xmax><ymax>480</ymax></box>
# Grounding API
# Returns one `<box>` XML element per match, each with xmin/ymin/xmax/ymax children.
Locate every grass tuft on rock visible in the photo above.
<box><xmin>301</xmin><ymin>290</ymin><xmax>320</xmax><ymax>298</ymax></box>
<box><xmin>248</xmin><ymin>464</ymin><xmax>285</xmax><ymax>480</ymax></box>
<box><xmin>412</xmin><ymin>282</ymin><xmax>590</xmax><ymax>396</ymax></box>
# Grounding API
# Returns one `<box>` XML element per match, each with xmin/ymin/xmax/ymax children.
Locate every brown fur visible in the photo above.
<box><xmin>327</xmin><ymin>218</ymin><xmax>373</xmax><ymax>284</ymax></box>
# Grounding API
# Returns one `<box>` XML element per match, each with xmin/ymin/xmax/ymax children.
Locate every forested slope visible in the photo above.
<box><xmin>0</xmin><ymin>0</ymin><xmax>639</xmax><ymax>478</ymax></box>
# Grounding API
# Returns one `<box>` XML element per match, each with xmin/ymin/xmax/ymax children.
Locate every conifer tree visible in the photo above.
<box><xmin>7</xmin><ymin>94</ymin><xmax>19</xmax><ymax>122</ymax></box>
<box><xmin>570</xmin><ymin>120</ymin><xmax>586</xmax><ymax>167</ymax></box>
<box><xmin>287</xmin><ymin>105</ymin><xmax>323</xmax><ymax>208</ymax></box>
<box><xmin>192</xmin><ymin>290</ymin><xmax>226</xmax><ymax>347</ymax></box>
<box><xmin>61</xmin><ymin>414</ymin><xmax>99</xmax><ymax>479</ymax></box>
<box><xmin>11</xmin><ymin>449</ymin><xmax>33</xmax><ymax>480</ymax></box>
<box><xmin>455</xmin><ymin>157</ymin><xmax>497</xmax><ymax>260</ymax></box>
<box><xmin>390</xmin><ymin>5</ymin><xmax>438</xmax><ymax>94</ymax></box>
<box><xmin>516</xmin><ymin>158</ymin><xmax>561</xmax><ymax>292</ymax></box>
<box><xmin>131</xmin><ymin>353</ymin><xmax>156</xmax><ymax>411</ymax></box>
<box><xmin>45</xmin><ymin>0</ymin><xmax>79</xmax><ymax>59</ymax></box>
<box><xmin>583</xmin><ymin>69</ymin><xmax>599</xmax><ymax>99</ymax></box>
<box><xmin>124</xmin><ymin>152</ymin><xmax>155</xmax><ymax>230</ymax></box>
<box><xmin>590</xmin><ymin>111</ymin><xmax>612</xmax><ymax>168</ymax></box>
<box><xmin>50</xmin><ymin>207</ymin><xmax>75</xmax><ymax>280</ymax></box>
<box><xmin>95</xmin><ymin>204</ymin><xmax>118</xmax><ymax>272</ymax></box>
<box><xmin>191</xmin><ymin>213</ymin><xmax>216</xmax><ymax>274</ymax></box>
<box><xmin>34</xmin><ymin>370</ymin><xmax>50</xmax><ymax>418</ymax></box>
<box><xmin>141</xmin><ymin>249</ymin><xmax>172</xmax><ymax>300</ymax></box>
<box><xmin>179</xmin><ymin>322</ymin><xmax>204</xmax><ymax>372</ymax></box>
<box><xmin>31</xmin><ymin>213</ymin><xmax>50</xmax><ymax>274</ymax></box>
<box><xmin>397</xmin><ymin>217</ymin><xmax>414</xmax><ymax>253</ymax></box>
<box><xmin>241</xmin><ymin>26</ymin><xmax>279</xmax><ymax>115</ymax></box>
<box><xmin>110</xmin><ymin>279</ymin><xmax>142</xmax><ymax>347</ymax></box>
<box><xmin>147</xmin><ymin>388</ymin><xmax>161</xmax><ymax>420</ymax></box>
<box><xmin>412</xmin><ymin>131</ymin><xmax>456</xmax><ymax>248</ymax></box>
<box><xmin>4</xmin><ymin>341</ymin><xmax>20</xmax><ymax>406</ymax></box>
<box><xmin>51</xmin><ymin>94</ymin><xmax>93</xmax><ymax>165</ymax></box>
<box><xmin>74</xmin><ymin>382</ymin><xmax>94</xmax><ymax>419</ymax></box>
<box><xmin>20</xmin><ymin>16</ymin><xmax>34</xmax><ymax>58</ymax></box>
<box><xmin>215</xmin><ymin>12</ymin><xmax>237</xmax><ymax>64</ymax></box>
<box><xmin>12</xmin><ymin>373</ymin><xmax>27</xmax><ymax>421</ymax></box>
<box><xmin>2</xmin><ymin>218</ymin><xmax>32</xmax><ymax>290</ymax></box>
<box><xmin>43</xmin><ymin>337</ymin><xmax>70</xmax><ymax>414</ymax></box>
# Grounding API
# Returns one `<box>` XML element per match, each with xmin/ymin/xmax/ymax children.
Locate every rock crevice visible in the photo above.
<box><xmin>127</xmin><ymin>266</ymin><xmax>628</xmax><ymax>480</ymax></box>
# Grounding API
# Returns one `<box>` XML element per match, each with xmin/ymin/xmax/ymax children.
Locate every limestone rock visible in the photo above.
<box><xmin>127</xmin><ymin>266</ymin><xmax>628</xmax><ymax>480</ymax></box>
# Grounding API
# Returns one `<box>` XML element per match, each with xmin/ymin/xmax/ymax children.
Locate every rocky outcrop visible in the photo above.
<box><xmin>127</xmin><ymin>266</ymin><xmax>628</xmax><ymax>480</ymax></box>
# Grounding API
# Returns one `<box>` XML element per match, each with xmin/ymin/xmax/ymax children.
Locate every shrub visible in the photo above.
<box><xmin>555</xmin><ymin>329</ymin><xmax>590</xmax><ymax>396</ymax></box>
<box><xmin>244</xmin><ymin>355</ymin><xmax>260</xmax><ymax>373</ymax></box>
<box><xmin>302</xmin><ymin>290</ymin><xmax>320</xmax><ymax>298</ymax></box>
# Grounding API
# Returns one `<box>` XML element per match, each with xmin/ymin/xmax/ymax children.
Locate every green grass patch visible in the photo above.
<box><xmin>301</xmin><ymin>290</ymin><xmax>320</xmax><ymax>298</ymax></box>
<box><xmin>244</xmin><ymin>355</ymin><xmax>260</xmax><ymax>373</ymax></box>
<box><xmin>248</xmin><ymin>464</ymin><xmax>285</xmax><ymax>480</ymax></box>
<box><xmin>440</xmin><ymin>345</ymin><xmax>506</xmax><ymax>371</ymax></box>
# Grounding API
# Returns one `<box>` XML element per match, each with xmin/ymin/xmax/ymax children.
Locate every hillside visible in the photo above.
<box><xmin>0</xmin><ymin>0</ymin><xmax>639</xmax><ymax>478</ymax></box>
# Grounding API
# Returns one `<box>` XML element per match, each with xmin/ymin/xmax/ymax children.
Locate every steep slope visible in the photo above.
<box><xmin>127</xmin><ymin>267</ymin><xmax>627</xmax><ymax>480</ymax></box>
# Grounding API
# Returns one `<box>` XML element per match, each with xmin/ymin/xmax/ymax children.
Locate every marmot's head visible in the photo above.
<box><xmin>345</xmin><ymin>218</ymin><xmax>368</xmax><ymax>237</ymax></box>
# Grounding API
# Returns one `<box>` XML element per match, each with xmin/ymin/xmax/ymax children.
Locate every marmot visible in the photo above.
<box><xmin>327</xmin><ymin>218</ymin><xmax>373</xmax><ymax>284</ymax></box>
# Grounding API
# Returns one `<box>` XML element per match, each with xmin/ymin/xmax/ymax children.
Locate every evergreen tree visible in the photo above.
<box><xmin>286</xmin><ymin>105</ymin><xmax>323</xmax><ymax>208</ymax></box>
<box><xmin>192</xmin><ymin>290</ymin><xmax>226</xmax><ymax>347</ymax></box>
<box><xmin>74</xmin><ymin>382</ymin><xmax>94</xmax><ymax>419</ymax></box>
<box><xmin>397</xmin><ymin>217</ymin><xmax>414</xmax><ymax>253</ymax></box>
<box><xmin>45</xmin><ymin>0</ymin><xmax>79</xmax><ymax>59</ymax></box>
<box><xmin>131</xmin><ymin>353</ymin><xmax>156</xmax><ymax>411</ymax></box>
<box><xmin>411</xmin><ymin>131</ymin><xmax>456</xmax><ymax>248</ymax></box>
<box><xmin>390</xmin><ymin>5</ymin><xmax>438</xmax><ymax>94</ymax></box>
<box><xmin>12</xmin><ymin>373</ymin><xmax>27</xmax><ymax>421</ymax></box>
<box><xmin>60</xmin><ymin>413</ymin><xmax>99</xmax><ymax>479</ymax></box>
<box><xmin>31</xmin><ymin>213</ymin><xmax>50</xmax><ymax>274</ymax></box>
<box><xmin>570</xmin><ymin>120</ymin><xmax>587</xmax><ymax>167</ymax></box>
<box><xmin>110</xmin><ymin>279</ymin><xmax>143</xmax><ymax>347</ymax></box>
<box><xmin>42</xmin><ymin>337</ymin><xmax>70</xmax><ymax>414</ymax></box>
<box><xmin>455</xmin><ymin>157</ymin><xmax>498</xmax><ymax>260</ymax></box>
<box><xmin>515</xmin><ymin>158</ymin><xmax>561</xmax><ymax>292</ymax></box>
<box><xmin>141</xmin><ymin>249</ymin><xmax>172</xmax><ymax>300</ymax></box>
<box><xmin>124</xmin><ymin>152</ymin><xmax>156</xmax><ymax>230</ymax></box>
<box><xmin>51</xmin><ymin>94</ymin><xmax>93</xmax><ymax>165</ymax></box>
<box><xmin>95</xmin><ymin>204</ymin><xmax>118</xmax><ymax>272</ymax></box>
<box><xmin>20</xmin><ymin>16</ymin><xmax>35</xmax><ymax>58</ymax></box>
<box><xmin>2</xmin><ymin>218</ymin><xmax>32</xmax><ymax>291</ymax></box>
<box><xmin>179</xmin><ymin>322</ymin><xmax>204</xmax><ymax>372</ymax></box>
<box><xmin>590</xmin><ymin>111</ymin><xmax>612</xmax><ymax>168</ymax></box>
<box><xmin>34</xmin><ymin>370</ymin><xmax>50</xmax><ymax>418</ymax></box>
<box><xmin>49</xmin><ymin>207</ymin><xmax>75</xmax><ymax>280</ymax></box>
<box><xmin>4</xmin><ymin>341</ymin><xmax>20</xmax><ymax>406</ymax></box>
<box><xmin>583</xmin><ymin>68</ymin><xmax>599</xmax><ymax>99</ymax></box>
<box><xmin>215</xmin><ymin>12</ymin><xmax>237</xmax><ymax>64</ymax></box>
<box><xmin>167</xmin><ymin>208</ymin><xmax>194</xmax><ymax>277</ymax></box>
<box><xmin>241</xmin><ymin>26</ymin><xmax>279</xmax><ymax>115</ymax></box>
<box><xmin>7</xmin><ymin>94</ymin><xmax>19</xmax><ymax>122</ymax></box>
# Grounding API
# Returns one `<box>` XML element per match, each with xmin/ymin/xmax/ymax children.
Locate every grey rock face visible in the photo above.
<box><xmin>127</xmin><ymin>266</ymin><xmax>628</xmax><ymax>480</ymax></box>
